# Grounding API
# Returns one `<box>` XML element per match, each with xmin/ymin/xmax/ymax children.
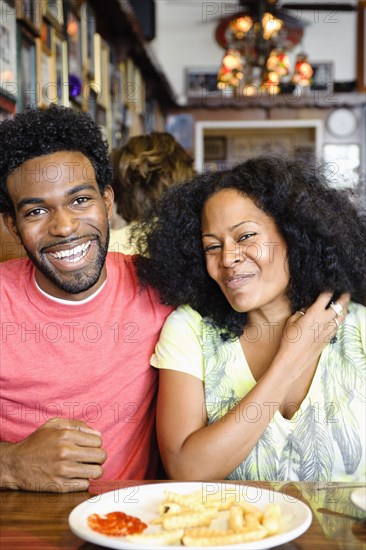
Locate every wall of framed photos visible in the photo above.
<box><xmin>0</xmin><ymin>0</ymin><xmax>172</xmax><ymax>148</ymax></box>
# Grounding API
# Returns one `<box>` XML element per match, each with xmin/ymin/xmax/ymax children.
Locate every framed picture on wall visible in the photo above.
<box><xmin>81</xmin><ymin>1</ymin><xmax>95</xmax><ymax>78</ymax></box>
<box><xmin>310</xmin><ymin>61</ymin><xmax>334</xmax><ymax>92</ymax></box>
<box><xmin>52</xmin><ymin>29</ymin><xmax>69</xmax><ymax>106</ymax></box>
<box><xmin>204</xmin><ymin>136</ymin><xmax>227</xmax><ymax>161</ymax></box>
<box><xmin>44</xmin><ymin>0</ymin><xmax>63</xmax><ymax>27</ymax></box>
<box><xmin>36</xmin><ymin>37</ymin><xmax>53</xmax><ymax>106</ymax></box>
<box><xmin>66</xmin><ymin>7</ymin><xmax>82</xmax><ymax>102</ymax></box>
<box><xmin>323</xmin><ymin>144</ymin><xmax>360</xmax><ymax>189</ymax></box>
<box><xmin>357</xmin><ymin>1</ymin><xmax>366</xmax><ymax>92</ymax></box>
<box><xmin>125</xmin><ymin>57</ymin><xmax>139</xmax><ymax>109</ymax></box>
<box><xmin>0</xmin><ymin>94</ymin><xmax>16</xmax><ymax>120</ymax></box>
<box><xmin>18</xmin><ymin>27</ymin><xmax>37</xmax><ymax>109</ymax></box>
<box><xmin>186</xmin><ymin>67</ymin><xmax>219</xmax><ymax>97</ymax></box>
<box><xmin>15</xmin><ymin>0</ymin><xmax>41</xmax><ymax>34</ymax></box>
<box><xmin>0</xmin><ymin>0</ymin><xmax>17</xmax><ymax>100</ymax></box>
<box><xmin>100</xmin><ymin>38</ymin><xmax>110</xmax><ymax>109</ymax></box>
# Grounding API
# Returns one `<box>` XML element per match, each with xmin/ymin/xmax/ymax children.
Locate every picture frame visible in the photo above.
<box><xmin>18</xmin><ymin>26</ymin><xmax>37</xmax><ymax>109</ymax></box>
<box><xmin>51</xmin><ymin>28</ymin><xmax>69</xmax><ymax>106</ymax></box>
<box><xmin>357</xmin><ymin>1</ymin><xmax>366</xmax><ymax>92</ymax></box>
<box><xmin>100</xmin><ymin>38</ymin><xmax>110</xmax><ymax>108</ymax></box>
<box><xmin>310</xmin><ymin>61</ymin><xmax>334</xmax><ymax>92</ymax></box>
<box><xmin>204</xmin><ymin>136</ymin><xmax>227</xmax><ymax>161</ymax></box>
<box><xmin>93</xmin><ymin>33</ymin><xmax>110</xmax><ymax>109</ymax></box>
<box><xmin>322</xmin><ymin>144</ymin><xmax>360</xmax><ymax>189</ymax></box>
<box><xmin>66</xmin><ymin>7</ymin><xmax>82</xmax><ymax>103</ymax></box>
<box><xmin>40</xmin><ymin>18</ymin><xmax>52</xmax><ymax>51</ymax></box>
<box><xmin>43</xmin><ymin>0</ymin><xmax>63</xmax><ymax>27</ymax></box>
<box><xmin>134</xmin><ymin>64</ymin><xmax>145</xmax><ymax>115</ymax></box>
<box><xmin>125</xmin><ymin>57</ymin><xmax>139</xmax><ymax>108</ymax></box>
<box><xmin>80</xmin><ymin>1</ymin><xmax>95</xmax><ymax>79</ymax></box>
<box><xmin>166</xmin><ymin>113</ymin><xmax>194</xmax><ymax>150</ymax></box>
<box><xmin>36</xmin><ymin>36</ymin><xmax>53</xmax><ymax>106</ymax></box>
<box><xmin>0</xmin><ymin>94</ymin><xmax>16</xmax><ymax>121</ymax></box>
<box><xmin>0</xmin><ymin>0</ymin><xmax>18</xmax><ymax>100</ymax></box>
<box><xmin>110</xmin><ymin>67</ymin><xmax>124</xmax><ymax>149</ymax></box>
<box><xmin>186</xmin><ymin>67</ymin><xmax>220</xmax><ymax>97</ymax></box>
<box><xmin>15</xmin><ymin>0</ymin><xmax>41</xmax><ymax>34</ymax></box>
<box><xmin>93</xmin><ymin>32</ymin><xmax>102</xmax><ymax>97</ymax></box>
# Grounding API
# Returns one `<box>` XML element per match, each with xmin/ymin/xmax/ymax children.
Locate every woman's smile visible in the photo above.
<box><xmin>223</xmin><ymin>272</ymin><xmax>256</xmax><ymax>289</ymax></box>
<box><xmin>202</xmin><ymin>188</ymin><xmax>290</xmax><ymax>316</ymax></box>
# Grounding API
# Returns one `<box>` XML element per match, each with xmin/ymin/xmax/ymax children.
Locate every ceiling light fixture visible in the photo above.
<box><xmin>216</xmin><ymin>0</ymin><xmax>313</xmax><ymax>95</ymax></box>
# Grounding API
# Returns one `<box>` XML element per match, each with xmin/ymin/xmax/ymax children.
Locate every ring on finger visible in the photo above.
<box><xmin>296</xmin><ymin>310</ymin><xmax>305</xmax><ymax>316</ymax></box>
<box><xmin>330</xmin><ymin>301</ymin><xmax>343</xmax><ymax>318</ymax></box>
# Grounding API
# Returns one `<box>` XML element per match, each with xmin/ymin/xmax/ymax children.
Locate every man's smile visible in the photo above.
<box><xmin>47</xmin><ymin>240</ymin><xmax>92</xmax><ymax>262</ymax></box>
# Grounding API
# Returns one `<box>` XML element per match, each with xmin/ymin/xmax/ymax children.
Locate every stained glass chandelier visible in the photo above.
<box><xmin>216</xmin><ymin>0</ymin><xmax>313</xmax><ymax>95</ymax></box>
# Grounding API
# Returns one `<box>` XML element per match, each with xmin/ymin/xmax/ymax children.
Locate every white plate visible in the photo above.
<box><xmin>351</xmin><ymin>487</ymin><xmax>366</xmax><ymax>512</ymax></box>
<box><xmin>68</xmin><ymin>481</ymin><xmax>312</xmax><ymax>550</ymax></box>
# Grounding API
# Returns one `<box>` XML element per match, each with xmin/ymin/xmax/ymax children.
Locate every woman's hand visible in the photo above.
<box><xmin>275</xmin><ymin>291</ymin><xmax>350</xmax><ymax>383</ymax></box>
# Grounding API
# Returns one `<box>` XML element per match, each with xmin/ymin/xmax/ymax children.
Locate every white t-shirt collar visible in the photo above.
<box><xmin>34</xmin><ymin>277</ymin><xmax>107</xmax><ymax>305</ymax></box>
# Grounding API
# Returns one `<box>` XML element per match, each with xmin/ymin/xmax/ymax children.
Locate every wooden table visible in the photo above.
<box><xmin>0</xmin><ymin>481</ymin><xmax>365</xmax><ymax>549</ymax></box>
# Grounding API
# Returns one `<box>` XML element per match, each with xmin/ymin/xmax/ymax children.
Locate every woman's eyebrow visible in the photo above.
<box><xmin>202</xmin><ymin>220</ymin><xmax>259</xmax><ymax>238</ymax></box>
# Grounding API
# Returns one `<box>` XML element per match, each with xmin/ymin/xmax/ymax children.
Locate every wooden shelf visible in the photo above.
<box><xmin>187</xmin><ymin>92</ymin><xmax>366</xmax><ymax>110</ymax></box>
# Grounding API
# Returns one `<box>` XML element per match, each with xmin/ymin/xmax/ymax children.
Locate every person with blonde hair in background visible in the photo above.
<box><xmin>109</xmin><ymin>132</ymin><xmax>195</xmax><ymax>255</ymax></box>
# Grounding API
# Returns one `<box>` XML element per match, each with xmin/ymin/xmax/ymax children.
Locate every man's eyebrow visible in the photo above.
<box><xmin>17</xmin><ymin>197</ymin><xmax>44</xmax><ymax>210</ymax></box>
<box><xmin>66</xmin><ymin>184</ymin><xmax>99</xmax><ymax>196</ymax></box>
<box><xmin>16</xmin><ymin>184</ymin><xmax>99</xmax><ymax>211</ymax></box>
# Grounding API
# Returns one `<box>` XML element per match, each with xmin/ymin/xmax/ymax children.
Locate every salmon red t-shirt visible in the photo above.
<box><xmin>0</xmin><ymin>253</ymin><xmax>173</xmax><ymax>480</ymax></box>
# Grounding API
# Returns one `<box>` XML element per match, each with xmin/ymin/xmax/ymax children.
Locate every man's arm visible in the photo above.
<box><xmin>0</xmin><ymin>418</ymin><xmax>106</xmax><ymax>492</ymax></box>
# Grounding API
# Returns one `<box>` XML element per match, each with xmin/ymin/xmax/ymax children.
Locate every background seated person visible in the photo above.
<box><xmin>109</xmin><ymin>132</ymin><xmax>194</xmax><ymax>255</ymax></box>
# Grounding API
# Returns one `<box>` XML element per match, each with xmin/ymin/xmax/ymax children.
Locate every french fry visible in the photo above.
<box><xmin>125</xmin><ymin>529</ymin><xmax>184</xmax><ymax>545</ymax></box>
<box><xmin>228</xmin><ymin>506</ymin><xmax>244</xmax><ymax>531</ymax></box>
<box><xmin>243</xmin><ymin>512</ymin><xmax>261</xmax><ymax>530</ymax></box>
<box><xmin>151</xmin><ymin>501</ymin><xmax>194</xmax><ymax>524</ymax></box>
<box><xmin>184</xmin><ymin>528</ymin><xmax>236</xmax><ymax>537</ymax></box>
<box><xmin>262</xmin><ymin>503</ymin><xmax>281</xmax><ymax>535</ymax></box>
<box><xmin>162</xmin><ymin>511</ymin><xmax>212</xmax><ymax>530</ymax></box>
<box><xmin>123</xmin><ymin>488</ymin><xmax>283</xmax><ymax>547</ymax></box>
<box><xmin>237</xmin><ymin>500</ymin><xmax>263</xmax><ymax>519</ymax></box>
<box><xmin>202</xmin><ymin>493</ymin><xmax>236</xmax><ymax>510</ymax></box>
<box><xmin>163</xmin><ymin>490</ymin><xmax>204</xmax><ymax>511</ymax></box>
<box><xmin>182</xmin><ymin>526</ymin><xmax>267</xmax><ymax>547</ymax></box>
<box><xmin>158</xmin><ymin>502</ymin><xmax>184</xmax><ymax>515</ymax></box>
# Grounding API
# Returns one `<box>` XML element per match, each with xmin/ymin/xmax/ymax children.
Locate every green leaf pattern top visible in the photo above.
<box><xmin>198</xmin><ymin>302</ymin><xmax>366</xmax><ymax>481</ymax></box>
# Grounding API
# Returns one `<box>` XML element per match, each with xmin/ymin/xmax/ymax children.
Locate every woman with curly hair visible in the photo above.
<box><xmin>109</xmin><ymin>132</ymin><xmax>194</xmax><ymax>254</ymax></box>
<box><xmin>135</xmin><ymin>155</ymin><xmax>365</xmax><ymax>481</ymax></box>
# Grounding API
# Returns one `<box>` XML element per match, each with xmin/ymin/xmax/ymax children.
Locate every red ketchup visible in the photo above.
<box><xmin>88</xmin><ymin>511</ymin><xmax>148</xmax><ymax>536</ymax></box>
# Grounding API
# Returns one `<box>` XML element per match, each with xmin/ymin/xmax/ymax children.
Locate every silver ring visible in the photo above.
<box><xmin>334</xmin><ymin>318</ymin><xmax>340</xmax><ymax>330</ymax></box>
<box><xmin>330</xmin><ymin>301</ymin><xmax>343</xmax><ymax>318</ymax></box>
<box><xmin>296</xmin><ymin>310</ymin><xmax>305</xmax><ymax>316</ymax></box>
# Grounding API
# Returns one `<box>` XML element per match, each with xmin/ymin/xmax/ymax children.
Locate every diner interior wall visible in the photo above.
<box><xmin>151</xmin><ymin>0</ymin><xmax>358</xmax><ymax>104</ymax></box>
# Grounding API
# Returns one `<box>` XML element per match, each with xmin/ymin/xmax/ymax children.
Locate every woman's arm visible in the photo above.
<box><xmin>157</xmin><ymin>292</ymin><xmax>350</xmax><ymax>480</ymax></box>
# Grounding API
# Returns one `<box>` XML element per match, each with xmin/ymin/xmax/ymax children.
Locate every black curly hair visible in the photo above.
<box><xmin>135</xmin><ymin>155</ymin><xmax>366</xmax><ymax>340</ymax></box>
<box><xmin>0</xmin><ymin>105</ymin><xmax>113</xmax><ymax>216</ymax></box>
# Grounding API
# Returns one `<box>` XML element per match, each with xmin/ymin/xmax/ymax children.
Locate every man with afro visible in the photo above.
<box><xmin>0</xmin><ymin>105</ymin><xmax>172</xmax><ymax>492</ymax></box>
